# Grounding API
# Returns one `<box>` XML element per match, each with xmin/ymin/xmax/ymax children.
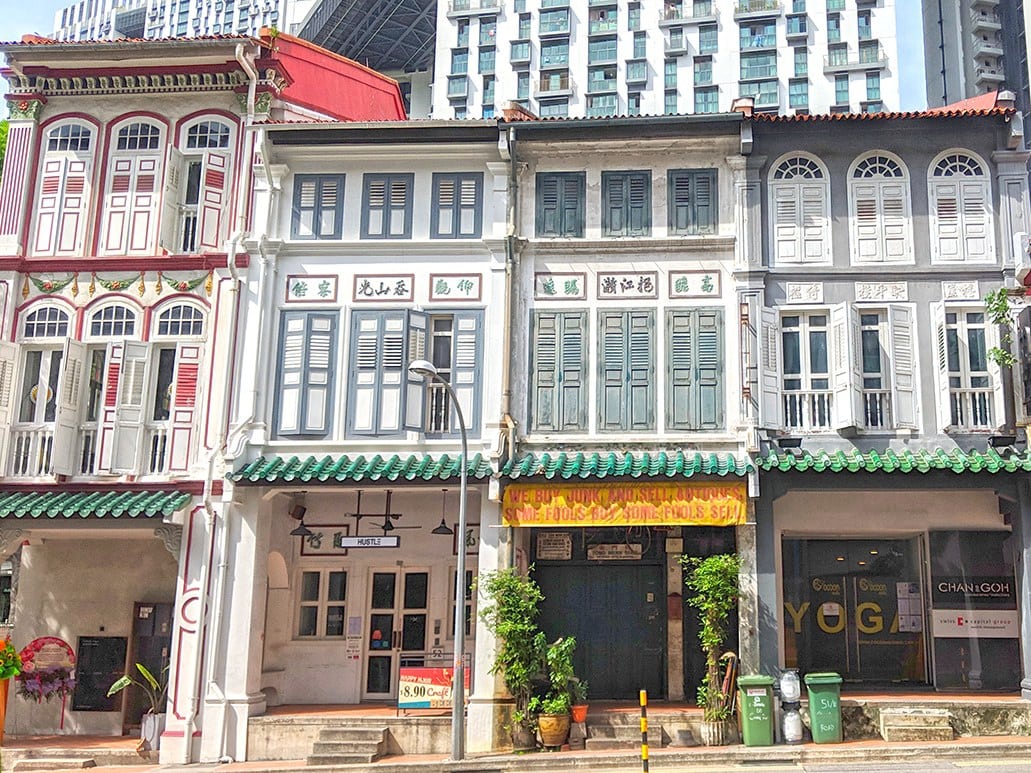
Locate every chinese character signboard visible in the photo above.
<box><xmin>669</xmin><ymin>271</ymin><xmax>721</xmax><ymax>299</ymax></box>
<box><xmin>534</xmin><ymin>272</ymin><xmax>586</xmax><ymax>300</ymax></box>
<box><xmin>430</xmin><ymin>274</ymin><xmax>482</xmax><ymax>301</ymax></box>
<box><xmin>353</xmin><ymin>274</ymin><xmax>415</xmax><ymax>302</ymax></box>
<box><xmin>286</xmin><ymin>274</ymin><xmax>338</xmax><ymax>303</ymax></box>
<box><xmin>300</xmin><ymin>525</ymin><xmax>351</xmax><ymax>556</ymax></box>
<box><xmin>597</xmin><ymin>272</ymin><xmax>658</xmax><ymax>300</ymax></box>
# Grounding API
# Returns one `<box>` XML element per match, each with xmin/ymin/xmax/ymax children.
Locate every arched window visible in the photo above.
<box><xmin>88</xmin><ymin>304</ymin><xmax>138</xmax><ymax>337</ymax></box>
<box><xmin>768</xmin><ymin>153</ymin><xmax>830</xmax><ymax>265</ymax></box>
<box><xmin>161</xmin><ymin>119</ymin><xmax>233</xmax><ymax>253</ymax></box>
<box><xmin>848</xmin><ymin>152</ymin><xmax>913</xmax><ymax>263</ymax></box>
<box><xmin>155</xmin><ymin>303</ymin><xmax>205</xmax><ymax>337</ymax></box>
<box><xmin>100</xmin><ymin>118</ymin><xmax>164</xmax><ymax>256</ymax></box>
<box><xmin>23</xmin><ymin>306</ymin><xmax>70</xmax><ymax>338</ymax></box>
<box><xmin>928</xmin><ymin>150</ymin><xmax>994</xmax><ymax>263</ymax></box>
<box><xmin>33</xmin><ymin>122</ymin><xmax>94</xmax><ymax>257</ymax></box>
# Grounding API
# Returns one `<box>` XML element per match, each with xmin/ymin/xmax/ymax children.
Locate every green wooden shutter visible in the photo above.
<box><xmin>693</xmin><ymin>170</ymin><xmax>716</xmax><ymax>233</ymax></box>
<box><xmin>667</xmin><ymin>309</ymin><xmax>694</xmax><ymax>430</ymax></box>
<box><xmin>627</xmin><ymin>172</ymin><xmax>651</xmax><ymax>236</ymax></box>
<box><xmin>531</xmin><ymin>311</ymin><xmax>559</xmax><ymax>431</ymax></box>
<box><xmin>560</xmin><ymin>174</ymin><xmax>584</xmax><ymax>236</ymax></box>
<box><xmin>599</xmin><ymin>310</ymin><xmax>627</xmax><ymax>430</ymax></box>
<box><xmin>558</xmin><ymin>311</ymin><xmax>587</xmax><ymax>430</ymax></box>
<box><xmin>667</xmin><ymin>309</ymin><xmax>723</xmax><ymax>430</ymax></box>
<box><xmin>603</xmin><ymin>172</ymin><xmax>627</xmax><ymax>236</ymax></box>
<box><xmin>695</xmin><ymin>309</ymin><xmax>723</xmax><ymax>429</ymax></box>
<box><xmin>627</xmin><ymin>310</ymin><xmax>655</xmax><ymax>430</ymax></box>
<box><xmin>536</xmin><ymin>174</ymin><xmax>560</xmax><ymax>236</ymax></box>
<box><xmin>348</xmin><ymin>310</ymin><xmax>406</xmax><ymax>436</ymax></box>
<box><xmin>669</xmin><ymin>170</ymin><xmax>692</xmax><ymax>233</ymax></box>
<box><xmin>449</xmin><ymin>310</ymin><xmax>484</xmax><ymax>434</ymax></box>
<box><xmin>530</xmin><ymin>311</ymin><xmax>586</xmax><ymax>432</ymax></box>
<box><xmin>599</xmin><ymin>310</ymin><xmax>654</xmax><ymax>431</ymax></box>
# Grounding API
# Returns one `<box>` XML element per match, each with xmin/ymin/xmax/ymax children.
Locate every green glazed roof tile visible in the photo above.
<box><xmin>0</xmin><ymin>489</ymin><xmax>192</xmax><ymax>519</ymax></box>
<box><xmin>232</xmin><ymin>453</ymin><xmax>494</xmax><ymax>484</ymax></box>
<box><xmin>757</xmin><ymin>447</ymin><xmax>1031</xmax><ymax>474</ymax></box>
<box><xmin>501</xmin><ymin>451</ymin><xmax>753</xmax><ymax>480</ymax></box>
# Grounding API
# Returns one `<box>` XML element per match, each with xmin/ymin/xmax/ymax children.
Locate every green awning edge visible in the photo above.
<box><xmin>501</xmin><ymin>450</ymin><xmax>754</xmax><ymax>480</ymax></box>
<box><xmin>0</xmin><ymin>489</ymin><xmax>193</xmax><ymax>519</ymax></box>
<box><xmin>231</xmin><ymin>453</ymin><xmax>494</xmax><ymax>484</ymax></box>
<box><xmin>756</xmin><ymin>447</ymin><xmax>1031</xmax><ymax>474</ymax></box>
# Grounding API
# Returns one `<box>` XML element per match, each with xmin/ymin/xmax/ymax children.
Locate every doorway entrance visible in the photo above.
<box><xmin>362</xmin><ymin>568</ymin><xmax>429</xmax><ymax>700</ymax></box>
<box><xmin>782</xmin><ymin>537</ymin><xmax>928</xmax><ymax>684</ymax></box>
<box><xmin>533</xmin><ymin>527</ymin><xmax>665</xmax><ymax>699</ymax></box>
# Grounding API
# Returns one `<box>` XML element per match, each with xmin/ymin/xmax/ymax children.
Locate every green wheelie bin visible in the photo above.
<box><xmin>737</xmin><ymin>674</ymin><xmax>775</xmax><ymax>746</ymax></box>
<box><xmin>804</xmin><ymin>672</ymin><xmax>843</xmax><ymax>743</ymax></box>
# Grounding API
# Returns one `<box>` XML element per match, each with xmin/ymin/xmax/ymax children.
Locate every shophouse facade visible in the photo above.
<box><xmin>745</xmin><ymin>98</ymin><xmax>1031</xmax><ymax>696</ymax></box>
<box><xmin>0</xmin><ymin>31</ymin><xmax>404</xmax><ymax>763</ymax></box>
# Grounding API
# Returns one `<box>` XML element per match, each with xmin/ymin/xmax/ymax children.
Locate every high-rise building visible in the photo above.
<box><xmin>433</xmin><ymin>0</ymin><xmax>900</xmax><ymax>119</ymax></box>
<box><xmin>922</xmin><ymin>1</ymin><xmax>1029</xmax><ymax>135</ymax></box>
<box><xmin>51</xmin><ymin>0</ymin><xmax>293</xmax><ymax>40</ymax></box>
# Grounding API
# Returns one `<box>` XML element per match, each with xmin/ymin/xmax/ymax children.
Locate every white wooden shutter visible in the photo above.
<box><xmin>852</xmin><ymin>182</ymin><xmax>881</xmax><ymax>261</ymax></box>
<box><xmin>931</xmin><ymin>180</ymin><xmax>961</xmax><ymax>261</ymax></box>
<box><xmin>758</xmin><ymin>306</ymin><xmax>780</xmax><ymax>429</ymax></box>
<box><xmin>987</xmin><ymin>320</ymin><xmax>1007</xmax><ymax>431</ymax></box>
<box><xmin>0</xmin><ymin>342</ymin><xmax>20</xmax><ymax>467</ymax></box>
<box><xmin>800</xmin><ymin>183</ymin><xmax>829</xmax><ymax>262</ymax></box>
<box><xmin>350</xmin><ymin>311</ymin><xmax>407</xmax><ymax>436</ymax></box>
<box><xmin>931</xmin><ymin>302</ymin><xmax>954</xmax><ymax>432</ymax></box>
<box><xmin>96</xmin><ymin>341</ymin><xmax>123</xmax><ymax>472</ymax></box>
<box><xmin>772</xmin><ymin>183</ymin><xmax>801</xmax><ymax>264</ymax></box>
<box><xmin>350</xmin><ymin>314</ymin><xmax>381</xmax><ymax>435</ymax></box>
<box><xmin>167</xmin><ymin>342</ymin><xmax>203</xmax><ymax>473</ymax></box>
<box><xmin>34</xmin><ymin>155</ymin><xmax>91</xmax><ymax>257</ymax></box>
<box><xmin>102</xmin><ymin>154</ymin><xmax>161</xmax><ymax>255</ymax></box>
<box><xmin>197</xmin><ymin>150</ymin><xmax>230</xmax><ymax>251</ymax></box>
<box><xmin>880</xmin><ymin>182</ymin><xmax>910</xmax><ymax>260</ymax></box>
<box><xmin>848</xmin><ymin>304</ymin><xmax>866</xmax><ymax>427</ymax></box>
<box><xmin>960</xmin><ymin>180</ymin><xmax>992</xmax><ymax>262</ymax></box>
<box><xmin>52</xmin><ymin>338</ymin><xmax>88</xmax><ymax>476</ymax></box>
<box><xmin>403</xmin><ymin>311</ymin><xmax>427</xmax><ymax>432</ymax></box>
<box><xmin>450</xmin><ymin>311</ymin><xmax>482</xmax><ymax>432</ymax></box>
<box><xmin>888</xmin><ymin>304</ymin><xmax>918</xmax><ymax>429</ymax></box>
<box><xmin>276</xmin><ymin>315</ymin><xmax>306</xmax><ymax>435</ymax></box>
<box><xmin>111</xmin><ymin>341</ymin><xmax>152</xmax><ymax>473</ymax></box>
<box><xmin>159</xmin><ymin>146</ymin><xmax>184</xmax><ymax>253</ymax></box>
<box><xmin>830</xmin><ymin>302</ymin><xmax>858</xmax><ymax>429</ymax></box>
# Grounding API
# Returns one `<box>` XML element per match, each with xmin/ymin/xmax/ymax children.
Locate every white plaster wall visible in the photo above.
<box><xmin>6</xmin><ymin>535</ymin><xmax>177</xmax><ymax>735</ymax></box>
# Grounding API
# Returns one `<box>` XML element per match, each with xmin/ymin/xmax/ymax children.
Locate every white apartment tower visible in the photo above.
<box><xmin>433</xmin><ymin>0</ymin><xmax>900</xmax><ymax>119</ymax></box>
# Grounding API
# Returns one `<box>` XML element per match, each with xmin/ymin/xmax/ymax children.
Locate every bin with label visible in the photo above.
<box><xmin>804</xmin><ymin>672</ymin><xmax>843</xmax><ymax>743</ymax></box>
<box><xmin>737</xmin><ymin>674</ymin><xmax>775</xmax><ymax>746</ymax></box>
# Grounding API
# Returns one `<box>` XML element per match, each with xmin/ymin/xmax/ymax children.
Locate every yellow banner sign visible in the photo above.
<box><xmin>503</xmin><ymin>481</ymin><xmax>748</xmax><ymax>528</ymax></box>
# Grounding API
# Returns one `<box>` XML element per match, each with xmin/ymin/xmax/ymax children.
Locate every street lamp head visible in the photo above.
<box><xmin>408</xmin><ymin>359</ymin><xmax>438</xmax><ymax>379</ymax></box>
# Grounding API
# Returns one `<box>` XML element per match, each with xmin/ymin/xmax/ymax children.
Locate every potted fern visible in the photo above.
<box><xmin>107</xmin><ymin>663</ymin><xmax>168</xmax><ymax>752</ymax></box>
<box><xmin>681</xmin><ymin>553</ymin><xmax>740</xmax><ymax>746</ymax></box>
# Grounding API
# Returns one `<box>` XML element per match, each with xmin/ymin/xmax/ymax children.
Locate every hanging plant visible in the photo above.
<box><xmin>29</xmin><ymin>275</ymin><xmax>75</xmax><ymax>294</ymax></box>
<box><xmin>161</xmin><ymin>272</ymin><xmax>208</xmax><ymax>294</ymax></box>
<box><xmin>96</xmin><ymin>274</ymin><xmax>141</xmax><ymax>293</ymax></box>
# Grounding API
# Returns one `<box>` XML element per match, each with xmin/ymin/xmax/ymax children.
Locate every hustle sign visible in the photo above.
<box><xmin>502</xmin><ymin>481</ymin><xmax>747</xmax><ymax>527</ymax></box>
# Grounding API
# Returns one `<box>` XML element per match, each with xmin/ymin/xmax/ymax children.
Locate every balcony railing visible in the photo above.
<box><xmin>949</xmin><ymin>388</ymin><xmax>994</xmax><ymax>431</ymax></box>
<box><xmin>861</xmin><ymin>389</ymin><xmax>893</xmax><ymax>430</ymax></box>
<box><xmin>447</xmin><ymin>0</ymin><xmax>501</xmax><ymax>18</ymax></box>
<box><xmin>426</xmin><ymin>381</ymin><xmax>452</xmax><ymax>434</ymax></box>
<box><xmin>734</xmin><ymin>0</ymin><xmax>782</xmax><ymax>20</ymax></box>
<box><xmin>783</xmin><ymin>390</ymin><xmax>832</xmax><ymax>431</ymax></box>
<box><xmin>824</xmin><ymin>44</ymin><xmax>887</xmax><ymax>73</ymax></box>
<box><xmin>146</xmin><ymin>425</ymin><xmax>171</xmax><ymax>475</ymax></box>
<box><xmin>660</xmin><ymin>3</ymin><xmax>717</xmax><ymax>25</ymax></box>
<box><xmin>8</xmin><ymin>427</ymin><xmax>54</xmax><ymax>478</ymax></box>
<box><xmin>971</xmin><ymin>10</ymin><xmax>1001</xmax><ymax>31</ymax></box>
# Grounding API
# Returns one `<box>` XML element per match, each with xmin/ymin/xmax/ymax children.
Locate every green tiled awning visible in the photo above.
<box><xmin>0</xmin><ymin>490</ymin><xmax>192</xmax><ymax>519</ymax></box>
<box><xmin>757</xmin><ymin>448</ymin><xmax>1031</xmax><ymax>474</ymax></box>
<box><xmin>502</xmin><ymin>451</ymin><xmax>753</xmax><ymax>480</ymax></box>
<box><xmin>232</xmin><ymin>453</ymin><xmax>494</xmax><ymax>484</ymax></box>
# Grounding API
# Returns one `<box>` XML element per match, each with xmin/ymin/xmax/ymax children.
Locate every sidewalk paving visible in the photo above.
<box><xmin>8</xmin><ymin>735</ymin><xmax>1031</xmax><ymax>773</ymax></box>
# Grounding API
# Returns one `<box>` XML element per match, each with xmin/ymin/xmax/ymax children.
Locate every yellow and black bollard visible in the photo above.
<box><xmin>640</xmin><ymin>689</ymin><xmax>648</xmax><ymax>772</ymax></box>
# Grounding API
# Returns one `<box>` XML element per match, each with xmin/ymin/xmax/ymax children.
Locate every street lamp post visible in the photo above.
<box><xmin>408</xmin><ymin>359</ymin><xmax>469</xmax><ymax>762</ymax></box>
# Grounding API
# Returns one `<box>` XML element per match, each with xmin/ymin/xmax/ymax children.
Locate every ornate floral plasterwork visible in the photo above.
<box><xmin>153</xmin><ymin>525</ymin><xmax>183</xmax><ymax>558</ymax></box>
<box><xmin>5</xmin><ymin>98</ymin><xmax>44</xmax><ymax>121</ymax></box>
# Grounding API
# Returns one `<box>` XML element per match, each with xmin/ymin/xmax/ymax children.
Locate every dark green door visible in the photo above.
<box><xmin>536</xmin><ymin>563</ymin><xmax>665</xmax><ymax>699</ymax></box>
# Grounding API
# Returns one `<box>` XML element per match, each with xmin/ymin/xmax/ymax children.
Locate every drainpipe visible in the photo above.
<box><xmin>498</xmin><ymin>125</ymin><xmax>519</xmax><ymax>459</ymax></box>
<box><xmin>181</xmin><ymin>40</ymin><xmax>258</xmax><ymax>765</ymax></box>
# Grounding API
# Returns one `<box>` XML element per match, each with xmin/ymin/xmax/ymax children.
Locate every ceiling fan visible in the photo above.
<box><xmin>348</xmin><ymin>490</ymin><xmax>421</xmax><ymax>535</ymax></box>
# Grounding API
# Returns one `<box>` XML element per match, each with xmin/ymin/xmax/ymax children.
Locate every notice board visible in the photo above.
<box><xmin>72</xmin><ymin>636</ymin><xmax>127</xmax><ymax>711</ymax></box>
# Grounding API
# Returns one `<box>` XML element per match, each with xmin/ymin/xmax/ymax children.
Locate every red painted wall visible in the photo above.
<box><xmin>265</xmin><ymin>32</ymin><xmax>407</xmax><ymax>122</ymax></box>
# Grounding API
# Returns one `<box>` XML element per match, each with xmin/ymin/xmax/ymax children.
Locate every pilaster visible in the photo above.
<box><xmin>0</xmin><ymin>98</ymin><xmax>44</xmax><ymax>255</ymax></box>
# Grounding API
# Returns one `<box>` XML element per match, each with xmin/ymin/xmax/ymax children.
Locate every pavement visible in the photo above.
<box><xmin>5</xmin><ymin>734</ymin><xmax>1031</xmax><ymax>773</ymax></box>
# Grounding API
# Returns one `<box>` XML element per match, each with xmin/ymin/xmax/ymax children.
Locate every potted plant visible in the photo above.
<box><xmin>0</xmin><ymin>637</ymin><xmax>22</xmax><ymax>745</ymax></box>
<box><xmin>569</xmin><ymin>677</ymin><xmax>589</xmax><ymax>724</ymax></box>
<box><xmin>681</xmin><ymin>552</ymin><xmax>740</xmax><ymax>746</ymax></box>
<box><xmin>533</xmin><ymin>636</ymin><xmax>576</xmax><ymax>748</ymax></box>
<box><xmin>107</xmin><ymin>663</ymin><xmax>169</xmax><ymax>752</ymax></box>
<box><xmin>477</xmin><ymin>568</ymin><xmax>547</xmax><ymax>751</ymax></box>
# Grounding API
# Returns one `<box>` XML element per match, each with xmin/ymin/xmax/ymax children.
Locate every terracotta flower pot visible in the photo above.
<box><xmin>538</xmin><ymin>712</ymin><xmax>571</xmax><ymax>747</ymax></box>
<box><xmin>571</xmin><ymin>704</ymin><xmax>588</xmax><ymax>723</ymax></box>
<box><xmin>511</xmin><ymin>723</ymin><xmax>537</xmax><ymax>752</ymax></box>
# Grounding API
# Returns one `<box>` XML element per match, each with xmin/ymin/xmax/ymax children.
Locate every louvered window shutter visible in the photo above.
<box><xmin>34</xmin><ymin>158</ymin><xmax>68</xmax><ymax>255</ymax></box>
<box><xmin>626</xmin><ymin>311</ymin><xmax>655</xmax><ymax>431</ymax></box>
<box><xmin>627</xmin><ymin>173</ymin><xmax>650</xmax><ymax>236</ymax></box>
<box><xmin>558</xmin><ymin>312</ymin><xmax>587</xmax><ymax>430</ymax></box>
<box><xmin>960</xmin><ymin>180</ymin><xmax>991</xmax><ymax>260</ymax></box>
<box><xmin>670</xmin><ymin>171</ymin><xmax>692</xmax><ymax>234</ymax></box>
<box><xmin>880</xmin><ymin>182</ymin><xmax>909</xmax><ymax>260</ymax></box>
<box><xmin>293</xmin><ymin>175</ymin><xmax>343</xmax><ymax>240</ymax></box>
<box><xmin>159</xmin><ymin>147</ymin><xmax>184</xmax><ymax>253</ymax></box>
<box><xmin>932</xmin><ymin>180</ymin><xmax>961</xmax><ymax>261</ymax></box>
<box><xmin>52</xmin><ymin>338</ymin><xmax>88</xmax><ymax>475</ymax></box>
<box><xmin>604</xmin><ymin>173</ymin><xmax>626</xmax><ymax>236</ymax></box>
<box><xmin>348</xmin><ymin>310</ymin><xmax>407</xmax><ymax>436</ymax></box>
<box><xmin>888</xmin><ymin>304</ymin><xmax>918</xmax><ymax>429</ymax></box>
<box><xmin>277</xmin><ymin>314</ymin><xmax>307</xmax><ymax>434</ymax></box>
<box><xmin>930</xmin><ymin>302</ymin><xmax>954</xmax><ymax>431</ymax></box>
<box><xmin>830</xmin><ymin>302</ymin><xmax>858</xmax><ymax>429</ymax></box>
<box><xmin>800</xmin><ymin>183</ymin><xmax>828</xmax><ymax>262</ymax></box>
<box><xmin>772</xmin><ymin>184</ymin><xmax>801</xmax><ymax>263</ymax></box>
<box><xmin>536</xmin><ymin>174</ymin><xmax>560</xmax><ymax>236</ymax></box>
<box><xmin>852</xmin><ymin>182</ymin><xmax>881</xmax><ymax>261</ymax></box>
<box><xmin>193</xmin><ymin>150</ymin><xmax>230</xmax><ymax>250</ymax></box>
<box><xmin>363</xmin><ymin>175</ymin><xmax>388</xmax><ymax>237</ymax></box>
<box><xmin>276</xmin><ymin>312</ymin><xmax>338</xmax><ymax>437</ymax></box>
<box><xmin>111</xmin><ymin>341</ymin><xmax>152</xmax><ymax>473</ymax></box>
<box><xmin>0</xmin><ymin>342</ymin><xmax>18</xmax><ymax>465</ymax></box>
<box><xmin>449</xmin><ymin>310</ymin><xmax>483</xmax><ymax>433</ymax></box>
<box><xmin>695</xmin><ymin>309</ymin><xmax>723</xmax><ymax>429</ymax></box>
<box><xmin>560</xmin><ymin>174</ymin><xmax>584</xmax><ymax>236</ymax></box>
<box><xmin>167</xmin><ymin>342</ymin><xmax>204</xmax><ymax>470</ymax></box>
<box><xmin>758</xmin><ymin>307</ymin><xmax>781</xmax><ymax>429</ymax></box>
<box><xmin>435</xmin><ymin>175</ymin><xmax>457</xmax><ymax>236</ymax></box>
<box><xmin>667</xmin><ymin>310</ymin><xmax>694</xmax><ymax>430</ymax></box>
<box><xmin>458</xmin><ymin>174</ymin><xmax>482</xmax><ymax>237</ymax></box>
<box><xmin>598</xmin><ymin>310</ymin><xmax>653</xmax><ymax>431</ymax></box>
<box><xmin>599</xmin><ymin>311</ymin><xmax>628</xmax><ymax>431</ymax></box>
<box><xmin>530</xmin><ymin>312</ymin><xmax>560</xmax><ymax>431</ymax></box>
<box><xmin>693</xmin><ymin>170</ymin><xmax>715</xmax><ymax>233</ymax></box>
<box><xmin>96</xmin><ymin>341</ymin><xmax>124</xmax><ymax>472</ymax></box>
<box><xmin>387</xmin><ymin>176</ymin><xmax>410</xmax><ymax>236</ymax></box>
<box><xmin>404</xmin><ymin>311</ymin><xmax>427</xmax><ymax>432</ymax></box>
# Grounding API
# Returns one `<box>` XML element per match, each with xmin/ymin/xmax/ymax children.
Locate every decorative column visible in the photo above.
<box><xmin>992</xmin><ymin>149</ymin><xmax>1031</xmax><ymax>275</ymax></box>
<box><xmin>1017</xmin><ymin>479</ymin><xmax>1031</xmax><ymax>699</ymax></box>
<box><xmin>736</xmin><ymin>497</ymin><xmax>760</xmax><ymax>675</ymax></box>
<box><xmin>0</xmin><ymin>98</ymin><xmax>44</xmax><ymax>255</ymax></box>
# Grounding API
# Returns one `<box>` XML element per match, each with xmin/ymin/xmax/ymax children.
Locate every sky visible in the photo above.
<box><xmin>0</xmin><ymin>1</ymin><xmax>928</xmax><ymax>118</ymax></box>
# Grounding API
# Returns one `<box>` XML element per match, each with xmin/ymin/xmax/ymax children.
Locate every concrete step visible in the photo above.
<box><xmin>306</xmin><ymin>753</ymin><xmax>377</xmax><ymax>765</ymax></box>
<box><xmin>584</xmin><ymin>724</ymin><xmax>663</xmax><ymax>751</ymax></box>
<box><xmin>12</xmin><ymin>759</ymin><xmax>98</xmax><ymax>772</ymax></box>
<box><xmin>305</xmin><ymin>724</ymin><xmax>387</xmax><ymax>766</ymax></box>
<box><xmin>315</xmin><ymin>726</ymin><xmax>389</xmax><ymax>742</ymax></box>
<box><xmin>311</xmin><ymin>740</ymin><xmax>386</xmax><ymax>755</ymax></box>
<box><xmin>879</xmin><ymin>708</ymin><xmax>954</xmax><ymax>742</ymax></box>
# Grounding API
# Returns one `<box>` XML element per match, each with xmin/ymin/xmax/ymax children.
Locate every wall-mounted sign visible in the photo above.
<box><xmin>301</xmin><ymin>525</ymin><xmax>350</xmax><ymax>556</ymax></box>
<box><xmin>505</xmin><ymin>482</ymin><xmax>747</xmax><ymax>528</ymax></box>
<box><xmin>535</xmin><ymin>272</ymin><xmax>586</xmax><ymax>300</ymax></box>
<box><xmin>286</xmin><ymin>274</ymin><xmax>338</xmax><ymax>303</ymax></box>
<box><xmin>353</xmin><ymin>274</ymin><xmax>414</xmax><ymax>302</ymax></box>
<box><xmin>587</xmin><ymin>543</ymin><xmax>644</xmax><ymax>561</ymax></box>
<box><xmin>598</xmin><ymin>272</ymin><xmax>658</xmax><ymax>300</ymax></box>
<box><xmin>931</xmin><ymin>576</ymin><xmax>1017</xmax><ymax>611</ymax></box>
<box><xmin>856</xmin><ymin>281</ymin><xmax>907</xmax><ymax>302</ymax></box>
<box><xmin>786</xmin><ymin>282</ymin><xmax>823</xmax><ymax>304</ymax></box>
<box><xmin>453</xmin><ymin>522</ymin><xmax>480</xmax><ymax>556</ymax></box>
<box><xmin>931</xmin><ymin>609</ymin><xmax>1019</xmax><ymax>639</ymax></box>
<box><xmin>334</xmin><ymin>535</ymin><xmax>401</xmax><ymax>549</ymax></box>
<box><xmin>430</xmin><ymin>274</ymin><xmax>481</xmax><ymax>301</ymax></box>
<box><xmin>669</xmin><ymin>271</ymin><xmax>721</xmax><ymax>299</ymax></box>
<box><xmin>398</xmin><ymin>667</ymin><xmax>470</xmax><ymax>710</ymax></box>
<box><xmin>536</xmin><ymin>532</ymin><xmax>573</xmax><ymax>560</ymax></box>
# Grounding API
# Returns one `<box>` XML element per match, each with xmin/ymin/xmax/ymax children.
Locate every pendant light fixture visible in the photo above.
<box><xmin>432</xmin><ymin>488</ymin><xmax>455</xmax><ymax>536</ymax></box>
